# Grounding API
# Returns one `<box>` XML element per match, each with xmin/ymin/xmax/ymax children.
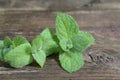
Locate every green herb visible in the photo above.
<box><xmin>3</xmin><ymin>36</ymin><xmax>33</xmax><ymax>68</ymax></box>
<box><xmin>0</xmin><ymin>13</ymin><xmax>94</xmax><ymax>73</ymax></box>
<box><xmin>56</xmin><ymin>13</ymin><xmax>79</xmax><ymax>51</ymax></box>
<box><xmin>4</xmin><ymin>36</ymin><xmax>12</xmax><ymax>48</ymax></box>
<box><xmin>56</xmin><ymin>13</ymin><xmax>94</xmax><ymax>73</ymax></box>
<box><xmin>2</xmin><ymin>37</ymin><xmax>13</xmax><ymax>59</ymax></box>
<box><xmin>4</xmin><ymin>43</ymin><xmax>33</xmax><ymax>68</ymax></box>
<box><xmin>0</xmin><ymin>40</ymin><xmax>4</xmax><ymax>61</ymax></box>
<box><xmin>59</xmin><ymin>51</ymin><xmax>84</xmax><ymax>73</ymax></box>
<box><xmin>71</xmin><ymin>31</ymin><xmax>94</xmax><ymax>53</ymax></box>
<box><xmin>12</xmin><ymin>36</ymin><xmax>29</xmax><ymax>47</ymax></box>
<box><xmin>31</xmin><ymin>28</ymin><xmax>59</xmax><ymax>67</ymax></box>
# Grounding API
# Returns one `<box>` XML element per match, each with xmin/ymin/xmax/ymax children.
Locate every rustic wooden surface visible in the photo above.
<box><xmin>0</xmin><ymin>10</ymin><xmax>120</xmax><ymax>80</ymax></box>
<box><xmin>0</xmin><ymin>0</ymin><xmax>120</xmax><ymax>11</ymax></box>
<box><xmin>0</xmin><ymin>0</ymin><xmax>120</xmax><ymax>80</ymax></box>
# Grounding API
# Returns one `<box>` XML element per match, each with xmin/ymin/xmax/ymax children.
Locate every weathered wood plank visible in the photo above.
<box><xmin>0</xmin><ymin>10</ymin><xmax>120</xmax><ymax>58</ymax></box>
<box><xmin>0</xmin><ymin>10</ymin><xmax>120</xmax><ymax>80</ymax></box>
<box><xmin>0</xmin><ymin>0</ymin><xmax>120</xmax><ymax>11</ymax></box>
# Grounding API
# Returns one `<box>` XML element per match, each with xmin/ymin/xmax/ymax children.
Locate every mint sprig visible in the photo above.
<box><xmin>56</xmin><ymin>13</ymin><xmax>94</xmax><ymax>73</ymax></box>
<box><xmin>1</xmin><ymin>36</ymin><xmax>33</xmax><ymax>68</ymax></box>
<box><xmin>0</xmin><ymin>13</ymin><xmax>94</xmax><ymax>73</ymax></box>
<box><xmin>31</xmin><ymin>28</ymin><xmax>59</xmax><ymax>67</ymax></box>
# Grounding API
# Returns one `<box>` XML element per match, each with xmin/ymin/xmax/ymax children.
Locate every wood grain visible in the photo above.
<box><xmin>1</xmin><ymin>0</ymin><xmax>120</xmax><ymax>11</ymax></box>
<box><xmin>0</xmin><ymin>10</ymin><xmax>120</xmax><ymax>80</ymax></box>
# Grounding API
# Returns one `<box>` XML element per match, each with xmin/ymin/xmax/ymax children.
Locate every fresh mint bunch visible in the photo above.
<box><xmin>0</xmin><ymin>13</ymin><xmax>94</xmax><ymax>73</ymax></box>
<box><xmin>56</xmin><ymin>13</ymin><xmax>94</xmax><ymax>73</ymax></box>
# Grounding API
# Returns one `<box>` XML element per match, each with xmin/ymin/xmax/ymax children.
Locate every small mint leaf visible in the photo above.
<box><xmin>71</xmin><ymin>31</ymin><xmax>94</xmax><ymax>52</ymax></box>
<box><xmin>12</xmin><ymin>36</ymin><xmax>29</xmax><ymax>48</ymax></box>
<box><xmin>0</xmin><ymin>40</ymin><xmax>4</xmax><ymax>61</ymax></box>
<box><xmin>4</xmin><ymin>43</ymin><xmax>33</xmax><ymax>68</ymax></box>
<box><xmin>40</xmin><ymin>28</ymin><xmax>59</xmax><ymax>55</ymax></box>
<box><xmin>31</xmin><ymin>36</ymin><xmax>45</xmax><ymax>67</ymax></box>
<box><xmin>59</xmin><ymin>39</ymin><xmax>73</xmax><ymax>51</ymax></box>
<box><xmin>59</xmin><ymin>51</ymin><xmax>84</xmax><ymax>73</ymax></box>
<box><xmin>0</xmin><ymin>40</ymin><xmax>4</xmax><ymax>49</ymax></box>
<box><xmin>56</xmin><ymin>13</ymin><xmax>79</xmax><ymax>51</ymax></box>
<box><xmin>4</xmin><ymin>36</ymin><xmax>12</xmax><ymax>48</ymax></box>
<box><xmin>56</xmin><ymin>13</ymin><xmax>79</xmax><ymax>39</ymax></box>
<box><xmin>32</xmin><ymin>50</ymin><xmax>46</xmax><ymax>68</ymax></box>
<box><xmin>31</xmin><ymin>28</ymin><xmax>59</xmax><ymax>68</ymax></box>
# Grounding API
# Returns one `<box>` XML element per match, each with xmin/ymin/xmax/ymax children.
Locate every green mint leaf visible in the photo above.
<box><xmin>31</xmin><ymin>36</ymin><xmax>43</xmax><ymax>53</ymax></box>
<box><xmin>59</xmin><ymin>39</ymin><xmax>73</xmax><ymax>51</ymax></box>
<box><xmin>71</xmin><ymin>31</ymin><xmax>94</xmax><ymax>52</ymax></box>
<box><xmin>3</xmin><ymin>37</ymin><xmax>13</xmax><ymax>56</ymax></box>
<box><xmin>59</xmin><ymin>51</ymin><xmax>84</xmax><ymax>73</ymax></box>
<box><xmin>31</xmin><ymin>28</ymin><xmax>59</xmax><ymax>67</ymax></box>
<box><xmin>4</xmin><ymin>43</ymin><xmax>33</xmax><ymax>68</ymax></box>
<box><xmin>56</xmin><ymin>13</ymin><xmax>79</xmax><ymax>39</ymax></box>
<box><xmin>3</xmin><ymin>36</ymin><xmax>29</xmax><ymax>57</ymax></box>
<box><xmin>4</xmin><ymin>36</ymin><xmax>12</xmax><ymax>48</ymax></box>
<box><xmin>32</xmin><ymin>50</ymin><xmax>46</xmax><ymax>68</ymax></box>
<box><xmin>0</xmin><ymin>40</ymin><xmax>4</xmax><ymax>61</ymax></box>
<box><xmin>0</xmin><ymin>49</ymin><xmax>3</xmax><ymax>61</ymax></box>
<box><xmin>31</xmin><ymin>36</ymin><xmax>45</xmax><ymax>67</ymax></box>
<box><xmin>2</xmin><ymin>46</ymin><xmax>13</xmax><ymax>56</ymax></box>
<box><xmin>12</xmin><ymin>36</ymin><xmax>29</xmax><ymax>48</ymax></box>
<box><xmin>40</xmin><ymin>28</ymin><xmax>59</xmax><ymax>56</ymax></box>
<box><xmin>0</xmin><ymin>40</ymin><xmax>4</xmax><ymax>49</ymax></box>
<box><xmin>56</xmin><ymin>13</ymin><xmax>79</xmax><ymax>51</ymax></box>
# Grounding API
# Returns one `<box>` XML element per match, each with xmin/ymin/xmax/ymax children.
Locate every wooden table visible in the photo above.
<box><xmin>0</xmin><ymin>0</ymin><xmax>120</xmax><ymax>80</ymax></box>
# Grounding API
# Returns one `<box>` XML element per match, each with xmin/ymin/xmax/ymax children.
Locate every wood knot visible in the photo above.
<box><xmin>88</xmin><ymin>48</ymin><xmax>117</xmax><ymax>65</ymax></box>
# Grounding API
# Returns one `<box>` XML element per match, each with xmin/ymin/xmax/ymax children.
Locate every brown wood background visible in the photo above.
<box><xmin>0</xmin><ymin>0</ymin><xmax>120</xmax><ymax>80</ymax></box>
